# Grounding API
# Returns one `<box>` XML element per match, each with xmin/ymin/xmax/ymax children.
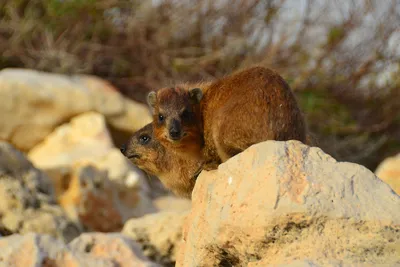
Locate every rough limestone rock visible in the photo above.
<box><xmin>376</xmin><ymin>153</ymin><xmax>400</xmax><ymax>195</ymax></box>
<box><xmin>0</xmin><ymin>68</ymin><xmax>151</xmax><ymax>151</ymax></box>
<box><xmin>0</xmin><ymin>141</ymin><xmax>54</xmax><ymax>203</ymax></box>
<box><xmin>28</xmin><ymin>112</ymin><xmax>150</xmax><ymax>193</ymax></box>
<box><xmin>0</xmin><ymin>142</ymin><xmax>80</xmax><ymax>242</ymax></box>
<box><xmin>123</xmin><ymin>211</ymin><xmax>188</xmax><ymax>266</ymax></box>
<box><xmin>1</xmin><ymin>203</ymin><xmax>81</xmax><ymax>243</ymax></box>
<box><xmin>28</xmin><ymin>112</ymin><xmax>149</xmax><ymax>192</ymax></box>
<box><xmin>69</xmin><ymin>233</ymin><xmax>162</xmax><ymax>267</ymax></box>
<box><xmin>59</xmin><ymin>163</ymin><xmax>156</xmax><ymax>232</ymax></box>
<box><xmin>0</xmin><ymin>233</ymin><xmax>67</xmax><ymax>266</ymax></box>
<box><xmin>0</xmin><ymin>233</ymin><xmax>160</xmax><ymax>267</ymax></box>
<box><xmin>153</xmin><ymin>196</ymin><xmax>192</xmax><ymax>213</ymax></box>
<box><xmin>28</xmin><ymin>111</ymin><xmax>116</xmax><ymax>169</ymax></box>
<box><xmin>177</xmin><ymin>140</ymin><xmax>400</xmax><ymax>266</ymax></box>
<box><xmin>28</xmin><ymin>112</ymin><xmax>156</xmax><ymax>229</ymax></box>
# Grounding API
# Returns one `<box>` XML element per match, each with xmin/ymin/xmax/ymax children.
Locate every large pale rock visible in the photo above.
<box><xmin>28</xmin><ymin>112</ymin><xmax>149</xmax><ymax>191</ymax></box>
<box><xmin>28</xmin><ymin>111</ymin><xmax>115</xmax><ymax>169</ymax></box>
<box><xmin>376</xmin><ymin>153</ymin><xmax>400</xmax><ymax>195</ymax></box>
<box><xmin>0</xmin><ymin>142</ymin><xmax>80</xmax><ymax>242</ymax></box>
<box><xmin>0</xmin><ymin>233</ymin><xmax>160</xmax><ymax>266</ymax></box>
<box><xmin>177</xmin><ymin>140</ymin><xmax>400</xmax><ymax>266</ymax></box>
<box><xmin>0</xmin><ymin>68</ymin><xmax>151</xmax><ymax>151</ymax></box>
<box><xmin>123</xmin><ymin>211</ymin><xmax>188</xmax><ymax>266</ymax></box>
<box><xmin>28</xmin><ymin>112</ymin><xmax>156</xmax><ymax>230</ymax></box>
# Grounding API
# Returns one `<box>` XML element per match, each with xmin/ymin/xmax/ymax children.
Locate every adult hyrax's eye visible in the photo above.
<box><xmin>158</xmin><ymin>114</ymin><xmax>164</xmax><ymax>123</ymax></box>
<box><xmin>139</xmin><ymin>135</ymin><xmax>151</xmax><ymax>145</ymax></box>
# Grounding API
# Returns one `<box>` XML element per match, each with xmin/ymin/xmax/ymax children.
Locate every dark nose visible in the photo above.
<box><xmin>169</xmin><ymin>129</ymin><xmax>180</xmax><ymax>139</ymax></box>
<box><xmin>120</xmin><ymin>144</ymin><xmax>127</xmax><ymax>155</ymax></box>
<box><xmin>169</xmin><ymin>120</ymin><xmax>181</xmax><ymax>139</ymax></box>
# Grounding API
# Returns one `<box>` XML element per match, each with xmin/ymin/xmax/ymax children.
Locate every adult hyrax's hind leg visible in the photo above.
<box><xmin>211</xmin><ymin>103</ymin><xmax>272</xmax><ymax>164</ymax></box>
<box><xmin>213</xmin><ymin>120</ymin><xmax>259</xmax><ymax>164</ymax></box>
<box><xmin>215</xmin><ymin>141</ymin><xmax>244</xmax><ymax>163</ymax></box>
<box><xmin>213</xmin><ymin>102</ymin><xmax>306</xmax><ymax>163</ymax></box>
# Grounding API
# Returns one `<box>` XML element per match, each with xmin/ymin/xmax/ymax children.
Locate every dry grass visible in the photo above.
<box><xmin>1</xmin><ymin>0</ymin><xmax>399</xmax><ymax>170</ymax></box>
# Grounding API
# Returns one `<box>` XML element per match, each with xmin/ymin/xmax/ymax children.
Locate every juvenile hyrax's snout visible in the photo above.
<box><xmin>120</xmin><ymin>143</ymin><xmax>140</xmax><ymax>159</ymax></box>
<box><xmin>120</xmin><ymin>144</ymin><xmax>127</xmax><ymax>155</ymax></box>
<box><xmin>168</xmin><ymin>119</ymin><xmax>182</xmax><ymax>140</ymax></box>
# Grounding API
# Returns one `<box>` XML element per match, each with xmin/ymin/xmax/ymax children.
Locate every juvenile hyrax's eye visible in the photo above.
<box><xmin>158</xmin><ymin>114</ymin><xmax>164</xmax><ymax>123</ymax></box>
<box><xmin>139</xmin><ymin>135</ymin><xmax>151</xmax><ymax>145</ymax></box>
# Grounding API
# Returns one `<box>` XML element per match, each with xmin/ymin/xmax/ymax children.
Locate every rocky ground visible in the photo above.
<box><xmin>0</xmin><ymin>69</ymin><xmax>399</xmax><ymax>266</ymax></box>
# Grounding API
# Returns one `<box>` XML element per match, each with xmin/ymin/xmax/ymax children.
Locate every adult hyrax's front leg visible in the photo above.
<box><xmin>201</xmin><ymin>140</ymin><xmax>222</xmax><ymax>171</ymax></box>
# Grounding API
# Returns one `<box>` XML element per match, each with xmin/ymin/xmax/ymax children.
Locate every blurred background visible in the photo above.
<box><xmin>0</xmin><ymin>1</ymin><xmax>399</xmax><ymax>265</ymax></box>
<box><xmin>2</xmin><ymin>0</ymin><xmax>399</xmax><ymax>171</ymax></box>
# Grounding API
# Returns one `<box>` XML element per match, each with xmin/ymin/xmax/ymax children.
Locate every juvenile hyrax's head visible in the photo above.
<box><xmin>120</xmin><ymin>123</ymin><xmax>166</xmax><ymax>176</ymax></box>
<box><xmin>147</xmin><ymin>87</ymin><xmax>203</xmax><ymax>148</ymax></box>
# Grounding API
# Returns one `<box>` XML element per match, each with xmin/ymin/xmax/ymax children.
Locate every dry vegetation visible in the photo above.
<box><xmin>0</xmin><ymin>0</ymin><xmax>399</xmax><ymax>170</ymax></box>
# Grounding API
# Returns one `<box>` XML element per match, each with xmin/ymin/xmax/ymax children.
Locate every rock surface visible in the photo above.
<box><xmin>0</xmin><ymin>68</ymin><xmax>151</xmax><ymax>151</ymax></box>
<box><xmin>28</xmin><ymin>112</ymin><xmax>157</xmax><ymax>231</ymax></box>
<box><xmin>28</xmin><ymin>111</ymin><xmax>150</xmax><ymax>194</ymax></box>
<box><xmin>59</xmin><ymin>163</ymin><xmax>156</xmax><ymax>232</ymax></box>
<box><xmin>0</xmin><ymin>233</ymin><xmax>161</xmax><ymax>267</ymax></box>
<box><xmin>28</xmin><ymin>111</ymin><xmax>116</xmax><ymax>170</ymax></box>
<box><xmin>69</xmin><ymin>233</ymin><xmax>162</xmax><ymax>267</ymax></box>
<box><xmin>153</xmin><ymin>195</ymin><xmax>192</xmax><ymax>213</ymax></box>
<box><xmin>123</xmin><ymin>211</ymin><xmax>188</xmax><ymax>266</ymax></box>
<box><xmin>177</xmin><ymin>140</ymin><xmax>400</xmax><ymax>266</ymax></box>
<box><xmin>376</xmin><ymin>153</ymin><xmax>400</xmax><ymax>195</ymax></box>
<box><xmin>0</xmin><ymin>142</ymin><xmax>80</xmax><ymax>242</ymax></box>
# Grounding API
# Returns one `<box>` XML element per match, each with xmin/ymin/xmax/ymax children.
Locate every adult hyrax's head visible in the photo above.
<box><xmin>147</xmin><ymin>87</ymin><xmax>203</xmax><ymax>148</ymax></box>
<box><xmin>120</xmin><ymin>123</ymin><xmax>165</xmax><ymax>176</ymax></box>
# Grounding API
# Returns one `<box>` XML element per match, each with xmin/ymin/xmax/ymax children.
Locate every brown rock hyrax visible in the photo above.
<box><xmin>120</xmin><ymin>123</ymin><xmax>202</xmax><ymax>199</ymax></box>
<box><xmin>147</xmin><ymin>66</ymin><xmax>307</xmax><ymax>170</ymax></box>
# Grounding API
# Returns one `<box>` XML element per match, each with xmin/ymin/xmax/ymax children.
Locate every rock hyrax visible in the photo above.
<box><xmin>147</xmin><ymin>66</ymin><xmax>307</xmax><ymax>170</ymax></box>
<box><xmin>120</xmin><ymin>123</ymin><xmax>202</xmax><ymax>199</ymax></box>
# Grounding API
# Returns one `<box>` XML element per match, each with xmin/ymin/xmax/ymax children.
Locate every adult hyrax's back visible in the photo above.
<box><xmin>201</xmin><ymin>66</ymin><xmax>306</xmax><ymax>168</ymax></box>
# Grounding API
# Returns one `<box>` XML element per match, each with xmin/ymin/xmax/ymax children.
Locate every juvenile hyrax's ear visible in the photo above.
<box><xmin>147</xmin><ymin>91</ymin><xmax>157</xmax><ymax>112</ymax></box>
<box><xmin>189</xmin><ymin>88</ymin><xmax>203</xmax><ymax>103</ymax></box>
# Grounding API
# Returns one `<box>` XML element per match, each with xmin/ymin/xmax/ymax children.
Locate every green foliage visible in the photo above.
<box><xmin>327</xmin><ymin>26</ymin><xmax>345</xmax><ymax>46</ymax></box>
<box><xmin>297</xmin><ymin>90</ymin><xmax>358</xmax><ymax>135</ymax></box>
<box><xmin>45</xmin><ymin>0</ymin><xmax>99</xmax><ymax>17</ymax></box>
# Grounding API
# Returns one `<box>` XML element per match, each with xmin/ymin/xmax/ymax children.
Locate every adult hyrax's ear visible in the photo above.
<box><xmin>189</xmin><ymin>88</ymin><xmax>203</xmax><ymax>104</ymax></box>
<box><xmin>147</xmin><ymin>91</ymin><xmax>157</xmax><ymax>112</ymax></box>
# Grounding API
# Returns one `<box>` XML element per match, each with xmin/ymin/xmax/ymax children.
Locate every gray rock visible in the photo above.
<box><xmin>0</xmin><ymin>233</ymin><xmax>161</xmax><ymax>266</ymax></box>
<box><xmin>123</xmin><ymin>211</ymin><xmax>188</xmax><ymax>266</ymax></box>
<box><xmin>0</xmin><ymin>141</ymin><xmax>81</xmax><ymax>242</ymax></box>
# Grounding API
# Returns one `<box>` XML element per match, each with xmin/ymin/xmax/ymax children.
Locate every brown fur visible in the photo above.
<box><xmin>121</xmin><ymin>123</ymin><xmax>202</xmax><ymax>199</ymax></box>
<box><xmin>147</xmin><ymin>83</ymin><xmax>210</xmax><ymax>159</ymax></box>
<box><xmin>148</xmin><ymin>66</ymin><xmax>307</xmax><ymax>170</ymax></box>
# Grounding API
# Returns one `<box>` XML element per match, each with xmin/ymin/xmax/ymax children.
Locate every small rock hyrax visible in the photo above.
<box><xmin>120</xmin><ymin>123</ymin><xmax>202</xmax><ymax>199</ymax></box>
<box><xmin>147</xmin><ymin>66</ymin><xmax>307</xmax><ymax>170</ymax></box>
